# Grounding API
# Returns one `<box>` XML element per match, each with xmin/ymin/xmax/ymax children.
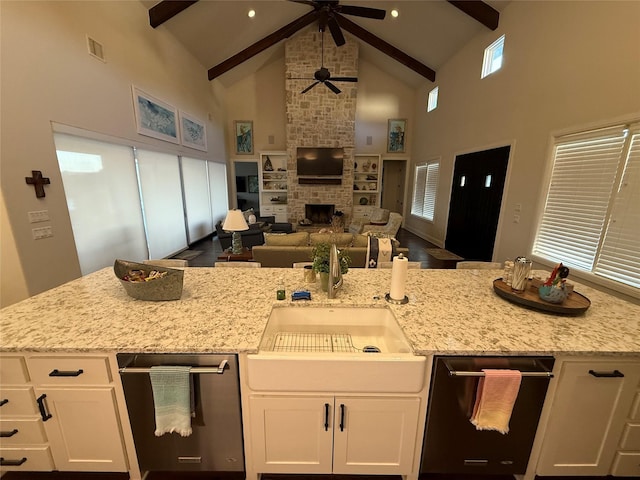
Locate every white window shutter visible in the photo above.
<box><xmin>423</xmin><ymin>163</ymin><xmax>439</xmax><ymax>221</ymax></box>
<box><xmin>533</xmin><ymin>127</ymin><xmax>627</xmax><ymax>270</ymax></box>
<box><xmin>411</xmin><ymin>165</ymin><xmax>427</xmax><ymax>217</ymax></box>
<box><xmin>594</xmin><ymin>131</ymin><xmax>640</xmax><ymax>288</ymax></box>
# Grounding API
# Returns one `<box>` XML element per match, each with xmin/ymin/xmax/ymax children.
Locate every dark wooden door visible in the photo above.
<box><xmin>445</xmin><ymin>146</ymin><xmax>510</xmax><ymax>261</ymax></box>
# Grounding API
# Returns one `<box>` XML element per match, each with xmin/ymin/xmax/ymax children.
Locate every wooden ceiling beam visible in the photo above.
<box><xmin>447</xmin><ymin>1</ymin><xmax>499</xmax><ymax>30</ymax></box>
<box><xmin>208</xmin><ymin>11</ymin><xmax>318</xmax><ymax>81</ymax></box>
<box><xmin>335</xmin><ymin>14</ymin><xmax>436</xmax><ymax>82</ymax></box>
<box><xmin>149</xmin><ymin>1</ymin><xmax>199</xmax><ymax>29</ymax></box>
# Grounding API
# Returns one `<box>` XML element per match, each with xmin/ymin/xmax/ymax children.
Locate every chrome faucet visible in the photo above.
<box><xmin>327</xmin><ymin>243</ymin><xmax>343</xmax><ymax>299</ymax></box>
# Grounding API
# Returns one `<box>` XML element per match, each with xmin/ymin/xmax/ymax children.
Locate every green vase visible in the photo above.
<box><xmin>319</xmin><ymin>272</ymin><xmax>329</xmax><ymax>292</ymax></box>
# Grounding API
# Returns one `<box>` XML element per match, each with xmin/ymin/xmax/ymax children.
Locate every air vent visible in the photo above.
<box><xmin>87</xmin><ymin>36</ymin><xmax>105</xmax><ymax>62</ymax></box>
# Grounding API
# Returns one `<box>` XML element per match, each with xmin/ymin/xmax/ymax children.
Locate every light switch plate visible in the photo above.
<box><xmin>32</xmin><ymin>226</ymin><xmax>53</xmax><ymax>240</ymax></box>
<box><xmin>28</xmin><ymin>210</ymin><xmax>50</xmax><ymax>223</ymax></box>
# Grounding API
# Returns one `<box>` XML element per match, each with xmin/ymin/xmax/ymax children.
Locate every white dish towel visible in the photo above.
<box><xmin>149</xmin><ymin>366</ymin><xmax>193</xmax><ymax>437</ymax></box>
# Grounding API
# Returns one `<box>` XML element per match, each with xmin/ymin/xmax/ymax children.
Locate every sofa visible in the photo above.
<box><xmin>251</xmin><ymin>231</ymin><xmax>409</xmax><ymax>268</ymax></box>
<box><xmin>215</xmin><ymin>221</ymin><xmax>266</xmax><ymax>251</ymax></box>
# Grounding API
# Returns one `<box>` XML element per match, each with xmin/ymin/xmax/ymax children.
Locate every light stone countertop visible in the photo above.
<box><xmin>1</xmin><ymin>267</ymin><xmax>639</xmax><ymax>356</ymax></box>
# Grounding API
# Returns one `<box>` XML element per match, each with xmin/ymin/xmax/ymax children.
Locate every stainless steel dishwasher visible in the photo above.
<box><xmin>117</xmin><ymin>353</ymin><xmax>244</xmax><ymax>474</ymax></box>
<box><xmin>421</xmin><ymin>356</ymin><xmax>554</xmax><ymax>475</ymax></box>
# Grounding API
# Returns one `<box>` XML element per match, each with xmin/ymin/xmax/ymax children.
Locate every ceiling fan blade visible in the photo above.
<box><xmin>289</xmin><ymin>0</ymin><xmax>316</xmax><ymax>6</ymax></box>
<box><xmin>330</xmin><ymin>76</ymin><xmax>357</xmax><ymax>82</ymax></box>
<box><xmin>338</xmin><ymin>5</ymin><xmax>386</xmax><ymax>20</ymax></box>
<box><xmin>327</xmin><ymin>15</ymin><xmax>345</xmax><ymax>46</ymax></box>
<box><xmin>301</xmin><ymin>81</ymin><xmax>320</xmax><ymax>94</ymax></box>
<box><xmin>208</xmin><ymin>11</ymin><xmax>317</xmax><ymax>80</ymax></box>
<box><xmin>325</xmin><ymin>81</ymin><xmax>341</xmax><ymax>94</ymax></box>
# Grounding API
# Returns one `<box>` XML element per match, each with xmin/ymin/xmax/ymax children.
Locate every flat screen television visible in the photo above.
<box><xmin>297</xmin><ymin>147</ymin><xmax>344</xmax><ymax>176</ymax></box>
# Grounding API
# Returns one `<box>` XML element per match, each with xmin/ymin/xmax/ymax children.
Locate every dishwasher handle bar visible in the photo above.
<box><xmin>443</xmin><ymin>358</ymin><xmax>553</xmax><ymax>378</ymax></box>
<box><xmin>119</xmin><ymin>359</ymin><xmax>228</xmax><ymax>375</ymax></box>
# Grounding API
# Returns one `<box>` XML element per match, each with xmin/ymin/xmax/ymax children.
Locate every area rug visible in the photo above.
<box><xmin>425</xmin><ymin>248</ymin><xmax>464</xmax><ymax>261</ymax></box>
<box><xmin>174</xmin><ymin>250</ymin><xmax>203</xmax><ymax>261</ymax></box>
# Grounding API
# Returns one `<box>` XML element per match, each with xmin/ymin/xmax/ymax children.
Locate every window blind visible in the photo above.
<box><xmin>594</xmin><ymin>131</ymin><xmax>640</xmax><ymax>288</ymax></box>
<box><xmin>411</xmin><ymin>161</ymin><xmax>439</xmax><ymax>221</ymax></box>
<box><xmin>533</xmin><ymin>123</ymin><xmax>640</xmax><ymax>293</ymax></box>
<box><xmin>181</xmin><ymin>156</ymin><xmax>214</xmax><ymax>243</ymax></box>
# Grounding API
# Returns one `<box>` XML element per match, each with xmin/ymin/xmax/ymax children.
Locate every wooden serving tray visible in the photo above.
<box><xmin>493</xmin><ymin>278</ymin><xmax>591</xmax><ymax>315</ymax></box>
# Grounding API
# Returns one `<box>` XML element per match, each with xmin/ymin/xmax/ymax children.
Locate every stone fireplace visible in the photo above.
<box><xmin>305</xmin><ymin>204</ymin><xmax>335</xmax><ymax>224</ymax></box>
<box><xmin>285</xmin><ymin>30</ymin><xmax>358</xmax><ymax>226</ymax></box>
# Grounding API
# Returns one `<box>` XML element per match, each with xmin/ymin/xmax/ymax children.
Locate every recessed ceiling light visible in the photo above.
<box><xmin>391</xmin><ymin>9</ymin><xmax>399</xmax><ymax>18</ymax></box>
<box><xmin>248</xmin><ymin>9</ymin><xmax>256</xmax><ymax>18</ymax></box>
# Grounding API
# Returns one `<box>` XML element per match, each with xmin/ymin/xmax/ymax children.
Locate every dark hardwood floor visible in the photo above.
<box><xmin>179</xmin><ymin>228</ymin><xmax>459</xmax><ymax>269</ymax></box>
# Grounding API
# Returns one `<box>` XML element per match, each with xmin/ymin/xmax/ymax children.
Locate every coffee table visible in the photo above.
<box><xmin>217</xmin><ymin>247</ymin><xmax>253</xmax><ymax>262</ymax></box>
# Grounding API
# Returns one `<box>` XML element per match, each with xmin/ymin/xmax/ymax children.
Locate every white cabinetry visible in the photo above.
<box><xmin>249</xmin><ymin>394</ymin><xmax>421</xmax><ymax>476</ymax></box>
<box><xmin>353</xmin><ymin>154</ymin><xmax>381</xmax><ymax>209</ymax></box>
<box><xmin>259</xmin><ymin>151</ymin><xmax>288</xmax><ymax>222</ymax></box>
<box><xmin>0</xmin><ymin>355</ymin><xmax>54</xmax><ymax>472</ymax></box>
<box><xmin>536</xmin><ymin>357</ymin><xmax>640</xmax><ymax>476</ymax></box>
<box><xmin>0</xmin><ymin>353</ymin><xmax>131</xmax><ymax>474</ymax></box>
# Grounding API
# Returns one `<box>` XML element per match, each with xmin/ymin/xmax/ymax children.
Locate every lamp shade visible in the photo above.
<box><xmin>222</xmin><ymin>209</ymin><xmax>249</xmax><ymax>232</ymax></box>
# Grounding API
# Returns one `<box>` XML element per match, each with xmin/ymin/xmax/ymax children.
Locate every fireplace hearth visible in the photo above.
<box><xmin>305</xmin><ymin>204</ymin><xmax>335</xmax><ymax>224</ymax></box>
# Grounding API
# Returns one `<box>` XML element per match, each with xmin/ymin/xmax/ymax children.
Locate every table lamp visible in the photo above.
<box><xmin>223</xmin><ymin>209</ymin><xmax>249</xmax><ymax>254</ymax></box>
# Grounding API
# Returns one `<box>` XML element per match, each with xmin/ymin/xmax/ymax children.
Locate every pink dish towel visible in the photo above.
<box><xmin>470</xmin><ymin>369</ymin><xmax>522</xmax><ymax>434</ymax></box>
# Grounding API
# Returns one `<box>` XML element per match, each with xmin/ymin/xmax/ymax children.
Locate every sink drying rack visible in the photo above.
<box><xmin>272</xmin><ymin>332</ymin><xmax>361</xmax><ymax>353</ymax></box>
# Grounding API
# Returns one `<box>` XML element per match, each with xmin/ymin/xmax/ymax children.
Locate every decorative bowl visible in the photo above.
<box><xmin>538</xmin><ymin>285</ymin><xmax>567</xmax><ymax>304</ymax></box>
<box><xmin>114</xmin><ymin>259</ymin><xmax>183</xmax><ymax>301</ymax></box>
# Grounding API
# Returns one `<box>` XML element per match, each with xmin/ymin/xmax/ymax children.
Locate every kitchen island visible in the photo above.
<box><xmin>1</xmin><ymin>267</ymin><xmax>639</xmax><ymax>355</ymax></box>
<box><xmin>1</xmin><ymin>267</ymin><xmax>639</xmax><ymax>480</ymax></box>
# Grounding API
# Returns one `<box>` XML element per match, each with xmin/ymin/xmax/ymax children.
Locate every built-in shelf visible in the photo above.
<box><xmin>353</xmin><ymin>154</ymin><xmax>381</xmax><ymax>207</ymax></box>
<box><xmin>259</xmin><ymin>151</ymin><xmax>288</xmax><ymax>222</ymax></box>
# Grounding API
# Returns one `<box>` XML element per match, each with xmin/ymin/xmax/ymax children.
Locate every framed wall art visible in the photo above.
<box><xmin>387</xmin><ymin>118</ymin><xmax>407</xmax><ymax>153</ymax></box>
<box><xmin>132</xmin><ymin>86</ymin><xmax>179</xmax><ymax>144</ymax></box>
<box><xmin>234</xmin><ymin>120</ymin><xmax>253</xmax><ymax>155</ymax></box>
<box><xmin>180</xmin><ymin>111</ymin><xmax>207</xmax><ymax>151</ymax></box>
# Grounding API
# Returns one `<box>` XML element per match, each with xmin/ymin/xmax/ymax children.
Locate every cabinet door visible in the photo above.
<box><xmin>35</xmin><ymin>387</ymin><xmax>127</xmax><ymax>472</ymax></box>
<box><xmin>333</xmin><ymin>396</ymin><xmax>421</xmax><ymax>475</ymax></box>
<box><xmin>249</xmin><ymin>395</ymin><xmax>333</xmax><ymax>474</ymax></box>
<box><xmin>537</xmin><ymin>360</ymin><xmax>640</xmax><ymax>476</ymax></box>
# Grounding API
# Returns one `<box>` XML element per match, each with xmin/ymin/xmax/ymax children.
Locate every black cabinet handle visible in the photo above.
<box><xmin>589</xmin><ymin>369</ymin><xmax>624</xmax><ymax>378</ymax></box>
<box><xmin>339</xmin><ymin>404</ymin><xmax>345</xmax><ymax>432</ymax></box>
<box><xmin>324</xmin><ymin>403</ymin><xmax>330</xmax><ymax>431</ymax></box>
<box><xmin>0</xmin><ymin>399</ymin><xmax>8</xmax><ymax>407</ymax></box>
<box><xmin>0</xmin><ymin>429</ymin><xmax>18</xmax><ymax>438</ymax></box>
<box><xmin>0</xmin><ymin>457</ymin><xmax>27</xmax><ymax>466</ymax></box>
<box><xmin>49</xmin><ymin>368</ymin><xmax>84</xmax><ymax>377</ymax></box>
<box><xmin>36</xmin><ymin>394</ymin><xmax>52</xmax><ymax>421</ymax></box>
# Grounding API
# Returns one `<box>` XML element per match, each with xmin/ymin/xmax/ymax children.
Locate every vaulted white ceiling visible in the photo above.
<box><xmin>142</xmin><ymin>1</ymin><xmax>510</xmax><ymax>88</ymax></box>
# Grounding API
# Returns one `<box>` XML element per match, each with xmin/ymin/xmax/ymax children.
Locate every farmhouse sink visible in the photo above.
<box><xmin>247</xmin><ymin>306</ymin><xmax>426</xmax><ymax>393</ymax></box>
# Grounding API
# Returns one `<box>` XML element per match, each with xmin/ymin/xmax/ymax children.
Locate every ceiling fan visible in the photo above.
<box><xmin>292</xmin><ymin>30</ymin><xmax>358</xmax><ymax>94</ymax></box>
<box><xmin>289</xmin><ymin>0</ymin><xmax>386</xmax><ymax>47</ymax></box>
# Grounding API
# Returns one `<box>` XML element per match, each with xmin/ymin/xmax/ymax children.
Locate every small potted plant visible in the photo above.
<box><xmin>311</xmin><ymin>242</ymin><xmax>350</xmax><ymax>291</ymax></box>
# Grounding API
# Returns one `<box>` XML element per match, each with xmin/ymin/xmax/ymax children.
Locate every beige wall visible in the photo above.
<box><xmin>0</xmin><ymin>1</ymin><xmax>227</xmax><ymax>305</ymax></box>
<box><xmin>408</xmin><ymin>0</ymin><xmax>640</xmax><ymax>261</ymax></box>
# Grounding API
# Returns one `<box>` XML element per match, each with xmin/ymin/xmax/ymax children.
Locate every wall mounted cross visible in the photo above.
<box><xmin>25</xmin><ymin>170</ymin><xmax>51</xmax><ymax>198</ymax></box>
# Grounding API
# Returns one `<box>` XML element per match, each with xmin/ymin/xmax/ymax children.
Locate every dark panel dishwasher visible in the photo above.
<box><xmin>117</xmin><ymin>353</ymin><xmax>244</xmax><ymax>474</ymax></box>
<box><xmin>421</xmin><ymin>356</ymin><xmax>554</xmax><ymax>475</ymax></box>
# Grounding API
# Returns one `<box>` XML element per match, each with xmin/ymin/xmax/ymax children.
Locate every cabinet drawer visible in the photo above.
<box><xmin>0</xmin><ymin>418</ymin><xmax>46</xmax><ymax>444</ymax></box>
<box><xmin>0</xmin><ymin>387</ymin><xmax>37</xmax><ymax>416</ymax></box>
<box><xmin>273</xmin><ymin>206</ymin><xmax>287</xmax><ymax>213</ymax></box>
<box><xmin>611</xmin><ymin>451</ymin><xmax>640</xmax><ymax>476</ymax></box>
<box><xmin>26</xmin><ymin>356</ymin><xmax>112</xmax><ymax>385</ymax></box>
<box><xmin>620</xmin><ymin>423</ymin><xmax>640</xmax><ymax>450</ymax></box>
<box><xmin>0</xmin><ymin>356</ymin><xmax>29</xmax><ymax>384</ymax></box>
<box><xmin>0</xmin><ymin>446</ymin><xmax>54</xmax><ymax>471</ymax></box>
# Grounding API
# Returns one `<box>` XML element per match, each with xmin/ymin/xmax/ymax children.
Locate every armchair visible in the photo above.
<box><xmin>360</xmin><ymin>212</ymin><xmax>403</xmax><ymax>238</ymax></box>
<box><xmin>215</xmin><ymin>221</ymin><xmax>265</xmax><ymax>251</ymax></box>
<box><xmin>348</xmin><ymin>208</ymin><xmax>390</xmax><ymax>234</ymax></box>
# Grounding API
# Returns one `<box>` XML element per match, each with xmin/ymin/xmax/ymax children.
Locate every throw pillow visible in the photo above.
<box><xmin>264</xmin><ymin>231</ymin><xmax>309</xmax><ymax>246</ymax></box>
<box><xmin>362</xmin><ymin>231</ymin><xmax>400</xmax><ymax>248</ymax></box>
<box><xmin>309</xmin><ymin>233</ymin><xmax>353</xmax><ymax>247</ymax></box>
<box><xmin>242</xmin><ymin>208</ymin><xmax>255</xmax><ymax>223</ymax></box>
